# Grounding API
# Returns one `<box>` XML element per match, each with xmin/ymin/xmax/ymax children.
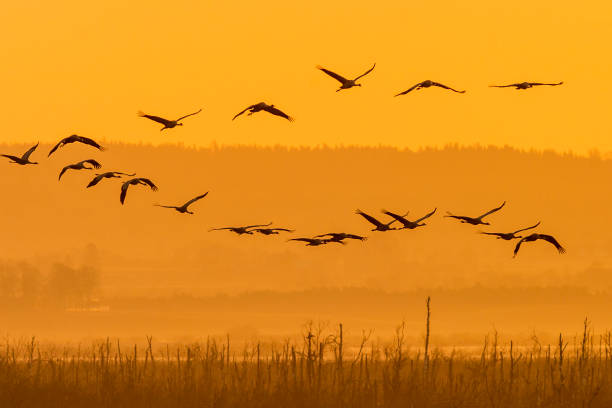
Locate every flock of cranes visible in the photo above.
<box><xmin>1</xmin><ymin>63</ymin><xmax>566</xmax><ymax>258</ymax></box>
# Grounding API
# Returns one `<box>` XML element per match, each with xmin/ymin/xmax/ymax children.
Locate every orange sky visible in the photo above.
<box><xmin>1</xmin><ymin>1</ymin><xmax>611</xmax><ymax>153</ymax></box>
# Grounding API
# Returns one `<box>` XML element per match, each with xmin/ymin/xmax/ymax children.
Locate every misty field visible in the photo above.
<box><xmin>2</xmin><ymin>318</ymin><xmax>611</xmax><ymax>408</ymax></box>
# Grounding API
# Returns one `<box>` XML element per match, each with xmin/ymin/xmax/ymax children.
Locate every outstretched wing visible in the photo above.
<box><xmin>48</xmin><ymin>139</ymin><xmax>64</xmax><ymax>157</ymax></box>
<box><xmin>183</xmin><ymin>192</ymin><xmax>209</xmax><ymax>208</ymax></box>
<box><xmin>87</xmin><ymin>174</ymin><xmax>104</xmax><ymax>188</ymax></box>
<box><xmin>445</xmin><ymin>212</ymin><xmax>472</xmax><ymax>222</ymax></box>
<box><xmin>138</xmin><ymin>111</ymin><xmax>173</xmax><ymax>127</ymax></box>
<box><xmin>176</xmin><ymin>108</ymin><xmax>202</xmax><ymax>122</ymax></box>
<box><xmin>154</xmin><ymin>204</ymin><xmax>178</xmax><ymax>210</ymax></box>
<box><xmin>512</xmin><ymin>221</ymin><xmax>541</xmax><ymax>235</ymax></box>
<box><xmin>81</xmin><ymin>159</ymin><xmax>102</xmax><ymax>169</ymax></box>
<box><xmin>513</xmin><ymin>237</ymin><xmax>526</xmax><ymax>257</ymax></box>
<box><xmin>244</xmin><ymin>222</ymin><xmax>273</xmax><ymax>230</ymax></box>
<box><xmin>353</xmin><ymin>63</ymin><xmax>376</xmax><ymax>81</ymax></box>
<box><xmin>270</xmin><ymin>228</ymin><xmax>294</xmax><ymax>232</ymax></box>
<box><xmin>478</xmin><ymin>201</ymin><xmax>506</xmax><ymax>219</ymax></box>
<box><xmin>289</xmin><ymin>238</ymin><xmax>316</xmax><ymax>243</ymax></box>
<box><xmin>539</xmin><ymin>234</ymin><xmax>566</xmax><ymax>254</ymax></box>
<box><xmin>115</xmin><ymin>172</ymin><xmax>136</xmax><ymax>176</ymax></box>
<box><xmin>529</xmin><ymin>82</ymin><xmax>563</xmax><ymax>87</ymax></box>
<box><xmin>415</xmin><ymin>208</ymin><xmax>437</xmax><ymax>223</ymax></box>
<box><xmin>263</xmin><ymin>105</ymin><xmax>294</xmax><ymax>121</ymax></box>
<box><xmin>139</xmin><ymin>178</ymin><xmax>158</xmax><ymax>191</ymax></box>
<box><xmin>356</xmin><ymin>209</ymin><xmax>384</xmax><ymax>228</ymax></box>
<box><xmin>75</xmin><ymin>136</ymin><xmax>104</xmax><ymax>151</ymax></box>
<box><xmin>1</xmin><ymin>155</ymin><xmax>21</xmax><ymax>162</ymax></box>
<box><xmin>232</xmin><ymin>105</ymin><xmax>255</xmax><ymax>121</ymax></box>
<box><xmin>395</xmin><ymin>82</ymin><xmax>422</xmax><ymax>96</ymax></box>
<box><xmin>345</xmin><ymin>234</ymin><xmax>367</xmax><ymax>241</ymax></box>
<box><xmin>479</xmin><ymin>231</ymin><xmax>505</xmax><ymax>237</ymax></box>
<box><xmin>316</xmin><ymin>66</ymin><xmax>349</xmax><ymax>85</ymax></box>
<box><xmin>431</xmin><ymin>82</ymin><xmax>465</xmax><ymax>93</ymax></box>
<box><xmin>21</xmin><ymin>142</ymin><xmax>39</xmax><ymax>160</ymax></box>
<box><xmin>209</xmin><ymin>227</ymin><xmax>235</xmax><ymax>232</ymax></box>
<box><xmin>119</xmin><ymin>182</ymin><xmax>131</xmax><ymax>204</ymax></box>
<box><xmin>58</xmin><ymin>165</ymin><xmax>74</xmax><ymax>180</ymax></box>
<box><xmin>382</xmin><ymin>210</ymin><xmax>410</xmax><ymax>225</ymax></box>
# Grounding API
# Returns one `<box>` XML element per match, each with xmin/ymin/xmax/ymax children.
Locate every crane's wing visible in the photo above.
<box><xmin>415</xmin><ymin>208</ymin><xmax>437</xmax><ymax>223</ymax></box>
<box><xmin>478</xmin><ymin>201</ymin><xmax>505</xmax><ymax>219</ymax></box>
<box><xmin>154</xmin><ymin>204</ymin><xmax>178</xmax><ymax>210</ymax></box>
<box><xmin>87</xmin><ymin>174</ymin><xmax>105</xmax><ymax>188</ymax></box>
<box><xmin>120</xmin><ymin>182</ymin><xmax>131</xmax><ymax>204</ymax></box>
<box><xmin>539</xmin><ymin>234</ymin><xmax>566</xmax><ymax>254</ymax></box>
<box><xmin>81</xmin><ymin>159</ymin><xmax>102</xmax><ymax>169</ymax></box>
<box><xmin>1</xmin><ymin>155</ymin><xmax>21</xmax><ymax>161</ymax></box>
<box><xmin>444</xmin><ymin>212</ymin><xmax>472</xmax><ymax>222</ymax></box>
<box><xmin>176</xmin><ymin>108</ymin><xmax>202</xmax><ymax>122</ymax></box>
<box><xmin>75</xmin><ymin>136</ymin><xmax>104</xmax><ymax>151</ymax></box>
<box><xmin>316</xmin><ymin>66</ymin><xmax>349</xmax><ymax>84</ymax></box>
<box><xmin>183</xmin><ymin>192</ymin><xmax>209</xmax><ymax>208</ymax></box>
<box><xmin>512</xmin><ymin>221</ymin><xmax>541</xmax><ymax>235</ymax></box>
<box><xmin>529</xmin><ymin>82</ymin><xmax>563</xmax><ymax>87</ymax></box>
<box><xmin>489</xmin><ymin>83</ymin><xmax>520</xmax><ymax>88</ymax></box>
<box><xmin>21</xmin><ymin>142</ymin><xmax>39</xmax><ymax>160</ymax></box>
<box><xmin>58</xmin><ymin>165</ymin><xmax>74</xmax><ymax>180</ymax></box>
<box><xmin>353</xmin><ymin>63</ymin><xmax>376</xmax><ymax>81</ymax></box>
<box><xmin>289</xmin><ymin>238</ymin><xmax>316</xmax><ymax>243</ymax></box>
<box><xmin>513</xmin><ymin>237</ymin><xmax>526</xmax><ymax>257</ymax></box>
<box><xmin>209</xmin><ymin>227</ymin><xmax>236</xmax><ymax>232</ymax></box>
<box><xmin>138</xmin><ymin>178</ymin><xmax>158</xmax><ymax>191</ymax></box>
<box><xmin>356</xmin><ymin>210</ymin><xmax>384</xmax><ymax>228</ymax></box>
<box><xmin>244</xmin><ymin>222</ymin><xmax>273</xmax><ymax>230</ymax></box>
<box><xmin>479</xmin><ymin>231</ymin><xmax>505</xmax><ymax>237</ymax></box>
<box><xmin>382</xmin><ymin>210</ymin><xmax>410</xmax><ymax>225</ymax></box>
<box><xmin>263</xmin><ymin>105</ymin><xmax>294</xmax><ymax>121</ymax></box>
<box><xmin>431</xmin><ymin>82</ymin><xmax>465</xmax><ymax>93</ymax></box>
<box><xmin>270</xmin><ymin>228</ymin><xmax>294</xmax><ymax>232</ymax></box>
<box><xmin>345</xmin><ymin>234</ymin><xmax>367</xmax><ymax>241</ymax></box>
<box><xmin>138</xmin><ymin>111</ymin><xmax>173</xmax><ymax>127</ymax></box>
<box><xmin>48</xmin><ymin>139</ymin><xmax>65</xmax><ymax>157</ymax></box>
<box><xmin>314</xmin><ymin>233</ymin><xmax>336</xmax><ymax>238</ymax></box>
<box><xmin>395</xmin><ymin>82</ymin><xmax>423</xmax><ymax>96</ymax></box>
<box><xmin>232</xmin><ymin>105</ymin><xmax>255</xmax><ymax>120</ymax></box>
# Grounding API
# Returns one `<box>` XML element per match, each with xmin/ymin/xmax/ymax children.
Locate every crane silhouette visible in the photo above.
<box><xmin>48</xmin><ymin>135</ymin><xmax>104</xmax><ymax>157</ymax></box>
<box><xmin>355</xmin><ymin>209</ymin><xmax>405</xmax><ymax>231</ymax></box>
<box><xmin>381</xmin><ymin>208</ymin><xmax>437</xmax><ymax>229</ymax></box>
<box><xmin>138</xmin><ymin>109</ymin><xmax>202</xmax><ymax>131</ymax></box>
<box><xmin>445</xmin><ymin>202</ymin><xmax>505</xmax><ymax>225</ymax></box>
<box><xmin>480</xmin><ymin>221</ymin><xmax>541</xmax><ymax>240</ymax></box>
<box><xmin>154</xmin><ymin>192</ymin><xmax>209</xmax><ymax>214</ymax></box>
<box><xmin>209</xmin><ymin>222</ymin><xmax>273</xmax><ymax>235</ymax></box>
<box><xmin>490</xmin><ymin>81</ymin><xmax>563</xmax><ymax>90</ymax></box>
<box><xmin>87</xmin><ymin>172</ymin><xmax>136</xmax><ymax>188</ymax></box>
<box><xmin>232</xmin><ymin>103</ymin><xmax>293</xmax><ymax>121</ymax></box>
<box><xmin>288</xmin><ymin>237</ymin><xmax>343</xmax><ymax>246</ymax></box>
<box><xmin>1</xmin><ymin>142</ymin><xmax>39</xmax><ymax>165</ymax></box>
<box><xmin>317</xmin><ymin>63</ymin><xmax>376</xmax><ymax>91</ymax></box>
<box><xmin>395</xmin><ymin>80</ymin><xmax>465</xmax><ymax>96</ymax></box>
<box><xmin>120</xmin><ymin>178</ymin><xmax>158</xmax><ymax>205</ymax></box>
<box><xmin>314</xmin><ymin>233</ymin><xmax>367</xmax><ymax>243</ymax></box>
<box><xmin>58</xmin><ymin>159</ymin><xmax>102</xmax><ymax>181</ymax></box>
<box><xmin>513</xmin><ymin>233</ymin><xmax>566</xmax><ymax>257</ymax></box>
<box><xmin>252</xmin><ymin>228</ymin><xmax>294</xmax><ymax>235</ymax></box>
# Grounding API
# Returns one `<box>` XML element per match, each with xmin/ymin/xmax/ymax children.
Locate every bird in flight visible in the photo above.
<box><xmin>317</xmin><ymin>63</ymin><xmax>376</xmax><ymax>91</ymax></box>
<box><xmin>288</xmin><ymin>237</ymin><xmax>343</xmax><ymax>246</ymax></box>
<box><xmin>154</xmin><ymin>192</ymin><xmax>209</xmax><ymax>214</ymax></box>
<box><xmin>395</xmin><ymin>80</ymin><xmax>465</xmax><ymax>96</ymax></box>
<box><xmin>138</xmin><ymin>109</ymin><xmax>202</xmax><ymax>131</ymax></box>
<box><xmin>513</xmin><ymin>233</ymin><xmax>566</xmax><ymax>257</ymax></box>
<box><xmin>120</xmin><ymin>178</ymin><xmax>158</xmax><ymax>205</ymax></box>
<box><xmin>209</xmin><ymin>222</ymin><xmax>273</xmax><ymax>235</ymax></box>
<box><xmin>252</xmin><ymin>227</ymin><xmax>294</xmax><ymax>235</ymax></box>
<box><xmin>48</xmin><ymin>135</ymin><xmax>104</xmax><ymax>157</ymax></box>
<box><xmin>58</xmin><ymin>159</ymin><xmax>102</xmax><ymax>181</ymax></box>
<box><xmin>489</xmin><ymin>81</ymin><xmax>563</xmax><ymax>90</ymax></box>
<box><xmin>445</xmin><ymin>202</ymin><xmax>505</xmax><ymax>226</ymax></box>
<box><xmin>1</xmin><ymin>142</ymin><xmax>39</xmax><ymax>165</ymax></box>
<box><xmin>480</xmin><ymin>221</ymin><xmax>541</xmax><ymax>240</ymax></box>
<box><xmin>314</xmin><ymin>233</ymin><xmax>367</xmax><ymax>243</ymax></box>
<box><xmin>87</xmin><ymin>172</ymin><xmax>136</xmax><ymax>188</ymax></box>
<box><xmin>355</xmin><ymin>209</ymin><xmax>405</xmax><ymax>232</ymax></box>
<box><xmin>232</xmin><ymin>102</ymin><xmax>293</xmax><ymax>122</ymax></box>
<box><xmin>381</xmin><ymin>208</ymin><xmax>437</xmax><ymax>229</ymax></box>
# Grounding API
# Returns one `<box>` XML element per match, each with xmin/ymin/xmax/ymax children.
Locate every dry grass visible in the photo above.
<box><xmin>1</xmin><ymin>319</ymin><xmax>612</xmax><ymax>407</ymax></box>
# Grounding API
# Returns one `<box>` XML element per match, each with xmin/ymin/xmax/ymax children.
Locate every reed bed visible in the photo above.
<box><xmin>1</xmin><ymin>317</ymin><xmax>612</xmax><ymax>407</ymax></box>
